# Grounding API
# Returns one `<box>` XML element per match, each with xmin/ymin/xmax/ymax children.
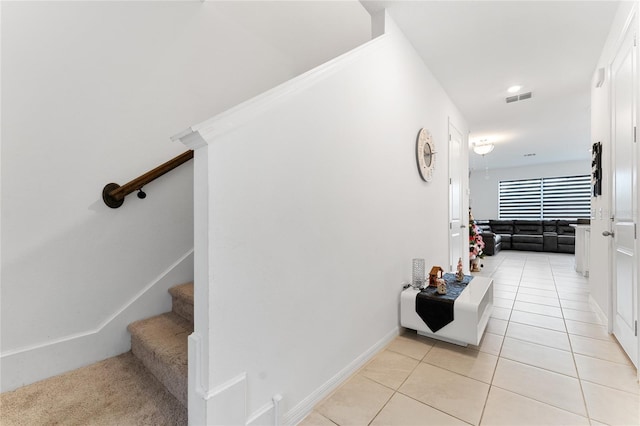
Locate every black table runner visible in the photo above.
<box><xmin>415</xmin><ymin>273</ymin><xmax>473</xmax><ymax>332</ymax></box>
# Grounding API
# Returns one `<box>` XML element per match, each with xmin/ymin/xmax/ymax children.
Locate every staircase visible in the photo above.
<box><xmin>128</xmin><ymin>282</ymin><xmax>194</xmax><ymax>408</ymax></box>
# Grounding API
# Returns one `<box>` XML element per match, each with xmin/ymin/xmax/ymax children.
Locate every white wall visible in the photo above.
<box><xmin>0</xmin><ymin>1</ymin><xmax>370</xmax><ymax>391</ymax></box>
<box><xmin>177</xmin><ymin>13</ymin><xmax>467</xmax><ymax>424</ymax></box>
<box><xmin>469</xmin><ymin>161</ymin><xmax>590</xmax><ymax>219</ymax></box>
<box><xmin>589</xmin><ymin>1</ymin><xmax>639</xmax><ymax>323</ymax></box>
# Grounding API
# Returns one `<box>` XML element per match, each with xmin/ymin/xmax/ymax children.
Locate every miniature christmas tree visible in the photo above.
<box><xmin>469</xmin><ymin>210</ymin><xmax>485</xmax><ymax>271</ymax></box>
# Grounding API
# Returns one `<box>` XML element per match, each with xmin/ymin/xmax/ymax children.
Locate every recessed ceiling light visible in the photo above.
<box><xmin>507</xmin><ymin>85</ymin><xmax>522</xmax><ymax>93</ymax></box>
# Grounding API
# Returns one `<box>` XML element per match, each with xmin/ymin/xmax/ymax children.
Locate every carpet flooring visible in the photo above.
<box><xmin>0</xmin><ymin>352</ymin><xmax>186</xmax><ymax>425</ymax></box>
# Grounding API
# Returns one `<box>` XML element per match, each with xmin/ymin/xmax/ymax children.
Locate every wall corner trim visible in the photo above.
<box><xmin>170</xmin><ymin>34</ymin><xmax>388</xmax><ymax>145</ymax></box>
<box><xmin>205</xmin><ymin>372</ymin><xmax>248</xmax><ymax>401</ymax></box>
<box><xmin>171</xmin><ymin>128</ymin><xmax>207</xmax><ymax>151</ymax></box>
<box><xmin>1</xmin><ymin>248</ymin><xmax>195</xmax><ymax>359</ymax></box>
<box><xmin>203</xmin><ymin>372</ymin><xmax>248</xmax><ymax>426</ymax></box>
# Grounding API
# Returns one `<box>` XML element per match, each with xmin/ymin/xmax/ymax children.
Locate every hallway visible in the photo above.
<box><xmin>302</xmin><ymin>252</ymin><xmax>640</xmax><ymax>425</ymax></box>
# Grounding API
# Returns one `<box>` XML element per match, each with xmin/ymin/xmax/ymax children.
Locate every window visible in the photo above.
<box><xmin>499</xmin><ymin>175</ymin><xmax>591</xmax><ymax>220</ymax></box>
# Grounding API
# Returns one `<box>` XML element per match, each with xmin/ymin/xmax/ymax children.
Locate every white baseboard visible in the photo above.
<box><xmin>283</xmin><ymin>326</ymin><xmax>400</xmax><ymax>426</ymax></box>
<box><xmin>0</xmin><ymin>249</ymin><xmax>194</xmax><ymax>392</ymax></box>
<box><xmin>246</xmin><ymin>400</ymin><xmax>275</xmax><ymax>426</ymax></box>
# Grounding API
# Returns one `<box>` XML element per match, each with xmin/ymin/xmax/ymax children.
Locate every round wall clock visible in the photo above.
<box><xmin>416</xmin><ymin>128</ymin><xmax>436</xmax><ymax>182</ymax></box>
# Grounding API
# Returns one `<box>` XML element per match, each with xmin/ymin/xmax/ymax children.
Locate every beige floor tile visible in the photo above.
<box><xmin>559</xmin><ymin>299</ymin><xmax>593</xmax><ymax>312</ymax></box>
<box><xmin>569</xmin><ymin>334</ymin><xmax>632</xmax><ymax>365</ymax></box>
<box><xmin>493</xmin><ymin>297</ymin><xmax>514</xmax><ymax>309</ymax></box>
<box><xmin>387</xmin><ymin>334</ymin><xmax>433</xmax><ymax>361</ymax></box>
<box><xmin>299</xmin><ymin>411</ymin><xmax>337</xmax><ymax>426</ymax></box>
<box><xmin>565</xmin><ymin>320</ymin><xmax>613</xmax><ymax>341</ymax></box>
<box><xmin>553</xmin><ymin>271</ymin><xmax>587</xmax><ymax>279</ymax></box>
<box><xmin>517</xmin><ymin>287</ymin><xmax>558</xmax><ymax>298</ymax></box>
<box><xmin>494</xmin><ymin>283</ymin><xmax>519</xmax><ymax>293</ymax></box>
<box><xmin>574</xmin><ymin>354</ymin><xmax>640</xmax><ymax>395</ymax></box>
<box><xmin>316</xmin><ymin>374</ymin><xmax>393</xmax><ymax>426</ymax></box>
<box><xmin>515</xmin><ymin>293</ymin><xmax>560</xmax><ymax>307</ymax></box>
<box><xmin>399</xmin><ymin>363</ymin><xmax>489</xmax><ymax>425</ymax></box>
<box><xmin>519</xmin><ymin>282</ymin><xmax>556</xmax><ymax>292</ymax></box>
<box><xmin>500</xmin><ymin>337</ymin><xmax>576</xmax><ymax>377</ymax></box>
<box><xmin>520</xmin><ymin>281</ymin><xmax>556</xmax><ymax>288</ymax></box>
<box><xmin>506</xmin><ymin>322</ymin><xmax>571</xmax><ymax>351</ymax></box>
<box><xmin>556</xmin><ymin>281</ymin><xmax>589</xmax><ymax>296</ymax></box>
<box><xmin>492</xmin><ymin>358</ymin><xmax>586</xmax><ymax>416</ymax></box>
<box><xmin>561</xmin><ymin>308</ymin><xmax>605</xmax><ymax>325</ymax></box>
<box><xmin>520</xmin><ymin>273</ymin><xmax>554</xmax><ymax>279</ymax></box>
<box><xmin>557</xmin><ymin>284</ymin><xmax>590</xmax><ymax>292</ymax></box>
<box><xmin>492</xmin><ymin>270</ymin><xmax>523</xmax><ymax>278</ymax></box>
<box><xmin>582</xmin><ymin>381</ymin><xmax>640</xmax><ymax>426</ymax></box>
<box><xmin>557</xmin><ymin>291</ymin><xmax>590</xmax><ymax>303</ymax></box>
<box><xmin>557</xmin><ymin>282</ymin><xmax>589</xmax><ymax>289</ymax></box>
<box><xmin>481</xmin><ymin>386</ymin><xmax>590</xmax><ymax>426</ymax></box>
<box><xmin>510</xmin><ymin>310</ymin><xmax>566</xmax><ymax>332</ymax></box>
<box><xmin>360</xmin><ymin>350</ymin><xmax>419</xmax><ymax>390</ymax></box>
<box><xmin>513</xmin><ymin>301</ymin><xmax>563</xmax><ymax>318</ymax></box>
<box><xmin>494</xmin><ymin>290</ymin><xmax>516</xmax><ymax>301</ymax></box>
<box><xmin>491</xmin><ymin>272</ymin><xmax>521</xmax><ymax>279</ymax></box>
<box><xmin>492</xmin><ymin>270</ymin><xmax>519</xmax><ymax>277</ymax></box>
<box><xmin>486</xmin><ymin>318</ymin><xmax>508</xmax><ymax>336</ymax></box>
<box><xmin>519</xmin><ymin>274</ymin><xmax>554</xmax><ymax>281</ymax></box>
<box><xmin>492</xmin><ymin>282</ymin><xmax>519</xmax><ymax>289</ymax></box>
<box><xmin>557</xmin><ymin>281</ymin><xmax>590</xmax><ymax>290</ymax></box>
<box><xmin>556</xmin><ymin>282</ymin><xmax>590</xmax><ymax>290</ymax></box>
<box><xmin>469</xmin><ymin>332</ymin><xmax>504</xmax><ymax>356</ymax></box>
<box><xmin>423</xmin><ymin>343</ymin><xmax>498</xmax><ymax>383</ymax></box>
<box><xmin>491</xmin><ymin>306</ymin><xmax>511</xmax><ymax>321</ymax></box>
<box><xmin>370</xmin><ymin>393</ymin><xmax>467</xmax><ymax>426</ymax></box>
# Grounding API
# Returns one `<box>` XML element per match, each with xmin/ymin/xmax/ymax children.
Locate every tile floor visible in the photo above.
<box><xmin>300</xmin><ymin>251</ymin><xmax>640</xmax><ymax>426</ymax></box>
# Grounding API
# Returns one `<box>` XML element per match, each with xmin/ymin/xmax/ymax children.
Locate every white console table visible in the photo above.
<box><xmin>400</xmin><ymin>276</ymin><xmax>493</xmax><ymax>346</ymax></box>
<box><xmin>571</xmin><ymin>224</ymin><xmax>590</xmax><ymax>277</ymax></box>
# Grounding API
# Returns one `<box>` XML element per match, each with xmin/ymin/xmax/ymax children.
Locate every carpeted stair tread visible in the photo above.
<box><xmin>128</xmin><ymin>312</ymin><xmax>191</xmax><ymax>407</ymax></box>
<box><xmin>169</xmin><ymin>282</ymin><xmax>194</xmax><ymax>324</ymax></box>
<box><xmin>169</xmin><ymin>282</ymin><xmax>193</xmax><ymax>305</ymax></box>
<box><xmin>0</xmin><ymin>352</ymin><xmax>186</xmax><ymax>425</ymax></box>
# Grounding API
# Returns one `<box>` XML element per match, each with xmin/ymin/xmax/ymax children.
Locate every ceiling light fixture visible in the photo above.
<box><xmin>473</xmin><ymin>141</ymin><xmax>495</xmax><ymax>156</ymax></box>
<box><xmin>507</xmin><ymin>85</ymin><xmax>522</xmax><ymax>93</ymax></box>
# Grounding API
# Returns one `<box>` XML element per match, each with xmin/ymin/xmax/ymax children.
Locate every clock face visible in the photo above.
<box><xmin>416</xmin><ymin>128</ymin><xmax>435</xmax><ymax>181</ymax></box>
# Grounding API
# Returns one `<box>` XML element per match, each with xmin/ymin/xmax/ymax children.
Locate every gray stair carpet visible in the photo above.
<box><xmin>1</xmin><ymin>282</ymin><xmax>194</xmax><ymax>425</ymax></box>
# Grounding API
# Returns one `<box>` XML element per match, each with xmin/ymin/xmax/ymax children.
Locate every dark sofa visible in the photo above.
<box><xmin>475</xmin><ymin>219</ymin><xmax>587</xmax><ymax>255</ymax></box>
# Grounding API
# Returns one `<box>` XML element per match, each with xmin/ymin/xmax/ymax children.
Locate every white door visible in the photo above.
<box><xmin>449</xmin><ymin>122</ymin><xmax>464</xmax><ymax>271</ymax></box>
<box><xmin>610</xmin><ymin>19</ymin><xmax>638</xmax><ymax>368</ymax></box>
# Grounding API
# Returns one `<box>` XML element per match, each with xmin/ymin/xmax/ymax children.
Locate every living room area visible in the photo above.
<box><xmin>469</xmin><ymin>158</ymin><xmax>592</xmax><ymax>251</ymax></box>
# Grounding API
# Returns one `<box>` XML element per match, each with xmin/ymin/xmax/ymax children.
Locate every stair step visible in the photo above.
<box><xmin>128</xmin><ymin>312</ymin><xmax>192</xmax><ymax>407</ymax></box>
<box><xmin>169</xmin><ymin>282</ymin><xmax>194</xmax><ymax>324</ymax></box>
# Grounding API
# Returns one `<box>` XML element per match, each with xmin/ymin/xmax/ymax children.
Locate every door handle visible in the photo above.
<box><xmin>602</xmin><ymin>231</ymin><xmax>615</xmax><ymax>237</ymax></box>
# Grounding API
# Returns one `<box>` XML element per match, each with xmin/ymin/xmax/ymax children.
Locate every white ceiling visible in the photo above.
<box><xmin>361</xmin><ymin>1</ymin><xmax>620</xmax><ymax>169</ymax></box>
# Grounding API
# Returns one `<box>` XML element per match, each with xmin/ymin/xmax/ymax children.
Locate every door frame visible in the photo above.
<box><xmin>448</xmin><ymin>119</ymin><xmax>466</xmax><ymax>272</ymax></box>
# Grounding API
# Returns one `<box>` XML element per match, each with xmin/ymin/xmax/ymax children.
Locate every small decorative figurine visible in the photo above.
<box><xmin>436</xmin><ymin>278</ymin><xmax>447</xmax><ymax>294</ymax></box>
<box><xmin>429</xmin><ymin>266</ymin><xmax>444</xmax><ymax>287</ymax></box>
<box><xmin>456</xmin><ymin>257</ymin><xmax>464</xmax><ymax>282</ymax></box>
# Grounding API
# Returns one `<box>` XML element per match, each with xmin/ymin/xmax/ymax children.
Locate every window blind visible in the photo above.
<box><xmin>499</xmin><ymin>175</ymin><xmax>590</xmax><ymax>220</ymax></box>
